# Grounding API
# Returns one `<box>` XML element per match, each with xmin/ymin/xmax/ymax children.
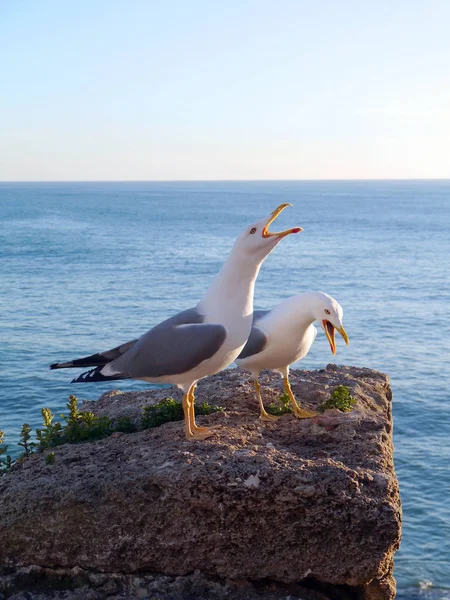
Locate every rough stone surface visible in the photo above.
<box><xmin>0</xmin><ymin>365</ymin><xmax>401</xmax><ymax>600</ymax></box>
<box><xmin>0</xmin><ymin>565</ymin><xmax>354</xmax><ymax>600</ymax></box>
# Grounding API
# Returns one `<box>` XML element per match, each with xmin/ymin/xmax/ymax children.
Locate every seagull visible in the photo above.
<box><xmin>50</xmin><ymin>204</ymin><xmax>301</xmax><ymax>440</ymax></box>
<box><xmin>235</xmin><ymin>291</ymin><xmax>349</xmax><ymax>421</ymax></box>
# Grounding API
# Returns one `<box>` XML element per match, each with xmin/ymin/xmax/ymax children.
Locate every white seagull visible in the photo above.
<box><xmin>235</xmin><ymin>291</ymin><xmax>349</xmax><ymax>421</ymax></box>
<box><xmin>50</xmin><ymin>204</ymin><xmax>301</xmax><ymax>440</ymax></box>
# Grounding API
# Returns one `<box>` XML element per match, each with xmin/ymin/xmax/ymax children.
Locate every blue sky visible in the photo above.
<box><xmin>1</xmin><ymin>0</ymin><xmax>449</xmax><ymax>180</ymax></box>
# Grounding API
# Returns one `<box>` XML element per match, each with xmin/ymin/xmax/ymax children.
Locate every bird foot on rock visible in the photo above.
<box><xmin>259</xmin><ymin>413</ymin><xmax>280</xmax><ymax>423</ymax></box>
<box><xmin>186</xmin><ymin>427</ymin><xmax>220</xmax><ymax>440</ymax></box>
<box><xmin>292</xmin><ymin>407</ymin><xmax>318</xmax><ymax>419</ymax></box>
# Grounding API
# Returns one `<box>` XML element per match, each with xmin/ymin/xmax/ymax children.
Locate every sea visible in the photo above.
<box><xmin>0</xmin><ymin>180</ymin><xmax>449</xmax><ymax>599</ymax></box>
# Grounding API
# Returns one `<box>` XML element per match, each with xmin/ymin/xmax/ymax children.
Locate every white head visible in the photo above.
<box><xmin>231</xmin><ymin>203</ymin><xmax>302</xmax><ymax>262</ymax></box>
<box><xmin>310</xmin><ymin>292</ymin><xmax>349</xmax><ymax>355</ymax></box>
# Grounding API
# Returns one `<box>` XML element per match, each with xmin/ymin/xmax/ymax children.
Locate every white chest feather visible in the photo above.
<box><xmin>259</xmin><ymin>322</ymin><xmax>317</xmax><ymax>369</ymax></box>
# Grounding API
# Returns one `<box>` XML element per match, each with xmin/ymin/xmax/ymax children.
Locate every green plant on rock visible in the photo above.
<box><xmin>60</xmin><ymin>395</ymin><xmax>114</xmax><ymax>443</ymax></box>
<box><xmin>142</xmin><ymin>397</ymin><xmax>183</xmax><ymax>428</ymax></box>
<box><xmin>0</xmin><ymin>430</ymin><xmax>13</xmax><ymax>475</ymax></box>
<box><xmin>36</xmin><ymin>408</ymin><xmax>64</xmax><ymax>449</ymax></box>
<box><xmin>66</xmin><ymin>394</ymin><xmax>79</xmax><ymax>423</ymax></box>
<box><xmin>35</xmin><ymin>397</ymin><xmax>115</xmax><ymax>449</ymax></box>
<box><xmin>196</xmin><ymin>401</ymin><xmax>225</xmax><ymax>417</ymax></box>
<box><xmin>63</xmin><ymin>411</ymin><xmax>112</xmax><ymax>442</ymax></box>
<box><xmin>114</xmin><ymin>415</ymin><xmax>137</xmax><ymax>433</ymax></box>
<box><xmin>18</xmin><ymin>423</ymin><xmax>37</xmax><ymax>457</ymax></box>
<box><xmin>318</xmin><ymin>385</ymin><xmax>356</xmax><ymax>413</ymax></box>
<box><xmin>141</xmin><ymin>397</ymin><xmax>224</xmax><ymax>429</ymax></box>
<box><xmin>45</xmin><ymin>452</ymin><xmax>56</xmax><ymax>465</ymax></box>
<box><xmin>2</xmin><ymin>393</ymin><xmax>225</xmax><ymax>471</ymax></box>
<box><xmin>267</xmin><ymin>391</ymin><xmax>292</xmax><ymax>416</ymax></box>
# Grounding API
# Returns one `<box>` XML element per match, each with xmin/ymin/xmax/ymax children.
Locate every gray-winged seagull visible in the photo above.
<box><xmin>50</xmin><ymin>204</ymin><xmax>301</xmax><ymax>440</ymax></box>
<box><xmin>235</xmin><ymin>291</ymin><xmax>349</xmax><ymax>421</ymax></box>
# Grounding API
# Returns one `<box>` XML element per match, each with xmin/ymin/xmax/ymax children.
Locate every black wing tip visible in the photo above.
<box><xmin>71</xmin><ymin>368</ymin><xmax>98</xmax><ymax>383</ymax></box>
<box><xmin>71</xmin><ymin>373</ymin><xmax>90</xmax><ymax>384</ymax></box>
<box><xmin>71</xmin><ymin>367</ymin><xmax>130</xmax><ymax>384</ymax></box>
<box><xmin>50</xmin><ymin>362</ymin><xmax>74</xmax><ymax>370</ymax></box>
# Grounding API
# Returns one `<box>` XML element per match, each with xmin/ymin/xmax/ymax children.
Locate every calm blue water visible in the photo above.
<box><xmin>0</xmin><ymin>181</ymin><xmax>449</xmax><ymax>598</ymax></box>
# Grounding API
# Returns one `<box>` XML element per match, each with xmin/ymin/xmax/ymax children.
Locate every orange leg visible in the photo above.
<box><xmin>254</xmin><ymin>379</ymin><xmax>279</xmax><ymax>422</ymax></box>
<box><xmin>284</xmin><ymin>377</ymin><xmax>317</xmax><ymax>419</ymax></box>
<box><xmin>185</xmin><ymin>384</ymin><xmax>219</xmax><ymax>440</ymax></box>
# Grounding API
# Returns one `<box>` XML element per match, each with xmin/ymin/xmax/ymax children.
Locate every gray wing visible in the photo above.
<box><xmin>105</xmin><ymin>307</ymin><xmax>227</xmax><ymax>378</ymax></box>
<box><xmin>236</xmin><ymin>309</ymin><xmax>270</xmax><ymax>360</ymax></box>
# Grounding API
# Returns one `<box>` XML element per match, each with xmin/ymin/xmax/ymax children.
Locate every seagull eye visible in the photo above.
<box><xmin>249</xmin><ymin>227</ymin><xmax>257</xmax><ymax>234</ymax></box>
<box><xmin>325</xmin><ymin>309</ymin><xmax>331</xmax><ymax>315</ymax></box>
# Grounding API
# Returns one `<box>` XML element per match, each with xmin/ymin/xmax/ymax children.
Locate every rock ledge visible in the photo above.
<box><xmin>0</xmin><ymin>365</ymin><xmax>401</xmax><ymax>600</ymax></box>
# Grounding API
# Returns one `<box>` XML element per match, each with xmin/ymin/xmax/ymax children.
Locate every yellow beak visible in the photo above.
<box><xmin>337</xmin><ymin>325</ymin><xmax>349</xmax><ymax>347</ymax></box>
<box><xmin>323</xmin><ymin>321</ymin><xmax>349</xmax><ymax>355</ymax></box>
<box><xmin>262</xmin><ymin>203</ymin><xmax>302</xmax><ymax>238</ymax></box>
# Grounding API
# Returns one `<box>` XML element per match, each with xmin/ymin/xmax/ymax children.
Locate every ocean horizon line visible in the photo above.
<box><xmin>1</xmin><ymin>177</ymin><xmax>450</xmax><ymax>184</ymax></box>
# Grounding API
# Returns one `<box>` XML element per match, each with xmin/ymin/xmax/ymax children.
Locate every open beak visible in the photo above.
<box><xmin>322</xmin><ymin>321</ymin><xmax>349</xmax><ymax>355</ymax></box>
<box><xmin>262</xmin><ymin>203</ymin><xmax>302</xmax><ymax>239</ymax></box>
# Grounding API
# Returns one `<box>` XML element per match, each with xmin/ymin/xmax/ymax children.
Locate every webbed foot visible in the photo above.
<box><xmin>186</xmin><ymin>428</ymin><xmax>218</xmax><ymax>440</ymax></box>
<box><xmin>292</xmin><ymin>407</ymin><xmax>318</xmax><ymax>419</ymax></box>
<box><xmin>192</xmin><ymin>424</ymin><xmax>221</xmax><ymax>432</ymax></box>
<box><xmin>259</xmin><ymin>412</ymin><xmax>280</xmax><ymax>422</ymax></box>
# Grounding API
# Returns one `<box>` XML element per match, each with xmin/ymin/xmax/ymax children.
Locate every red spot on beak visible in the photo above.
<box><xmin>292</xmin><ymin>227</ymin><xmax>302</xmax><ymax>234</ymax></box>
